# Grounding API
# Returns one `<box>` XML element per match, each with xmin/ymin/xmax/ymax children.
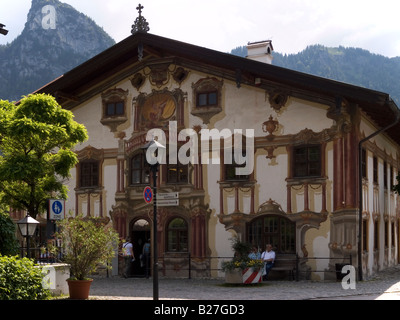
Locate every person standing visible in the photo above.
<box><xmin>261</xmin><ymin>244</ymin><xmax>275</xmax><ymax>281</ymax></box>
<box><xmin>122</xmin><ymin>237</ymin><xmax>134</xmax><ymax>278</ymax></box>
<box><xmin>142</xmin><ymin>239</ymin><xmax>151</xmax><ymax>279</ymax></box>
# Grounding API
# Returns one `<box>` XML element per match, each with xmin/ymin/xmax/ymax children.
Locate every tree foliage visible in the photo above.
<box><xmin>0</xmin><ymin>208</ymin><xmax>19</xmax><ymax>256</ymax></box>
<box><xmin>0</xmin><ymin>94</ymin><xmax>88</xmax><ymax>218</ymax></box>
<box><xmin>231</xmin><ymin>44</ymin><xmax>400</xmax><ymax>105</ymax></box>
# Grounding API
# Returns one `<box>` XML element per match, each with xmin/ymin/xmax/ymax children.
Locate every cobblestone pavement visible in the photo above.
<box><xmin>89</xmin><ymin>265</ymin><xmax>400</xmax><ymax>300</ymax></box>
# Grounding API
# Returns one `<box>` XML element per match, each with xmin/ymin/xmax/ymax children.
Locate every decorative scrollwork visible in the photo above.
<box><xmin>131</xmin><ymin>4</ymin><xmax>150</xmax><ymax>35</ymax></box>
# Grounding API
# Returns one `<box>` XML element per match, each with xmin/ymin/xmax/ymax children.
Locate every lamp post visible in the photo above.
<box><xmin>141</xmin><ymin>139</ymin><xmax>166</xmax><ymax>301</ymax></box>
<box><xmin>17</xmin><ymin>215</ymin><xmax>40</xmax><ymax>259</ymax></box>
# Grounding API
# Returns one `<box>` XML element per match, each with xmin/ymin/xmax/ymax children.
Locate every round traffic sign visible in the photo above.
<box><xmin>52</xmin><ymin>200</ymin><xmax>63</xmax><ymax>215</ymax></box>
<box><xmin>144</xmin><ymin>186</ymin><xmax>153</xmax><ymax>204</ymax></box>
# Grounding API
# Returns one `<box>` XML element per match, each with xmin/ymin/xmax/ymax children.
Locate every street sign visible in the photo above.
<box><xmin>158</xmin><ymin>192</ymin><xmax>179</xmax><ymax>200</ymax></box>
<box><xmin>157</xmin><ymin>199</ymin><xmax>179</xmax><ymax>207</ymax></box>
<box><xmin>144</xmin><ymin>186</ymin><xmax>153</xmax><ymax>204</ymax></box>
<box><xmin>49</xmin><ymin>199</ymin><xmax>65</xmax><ymax>220</ymax></box>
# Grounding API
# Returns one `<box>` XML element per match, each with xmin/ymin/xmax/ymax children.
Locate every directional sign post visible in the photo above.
<box><xmin>157</xmin><ymin>192</ymin><xmax>179</xmax><ymax>200</ymax></box>
<box><xmin>157</xmin><ymin>193</ymin><xmax>179</xmax><ymax>207</ymax></box>
<box><xmin>157</xmin><ymin>199</ymin><xmax>179</xmax><ymax>207</ymax></box>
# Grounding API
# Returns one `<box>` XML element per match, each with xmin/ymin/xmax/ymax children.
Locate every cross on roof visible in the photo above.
<box><xmin>136</xmin><ymin>4</ymin><xmax>144</xmax><ymax>15</ymax></box>
<box><xmin>132</xmin><ymin>3</ymin><xmax>150</xmax><ymax>34</ymax></box>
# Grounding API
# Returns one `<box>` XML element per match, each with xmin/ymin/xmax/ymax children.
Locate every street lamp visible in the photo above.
<box><xmin>141</xmin><ymin>139</ymin><xmax>166</xmax><ymax>301</ymax></box>
<box><xmin>0</xmin><ymin>24</ymin><xmax>8</xmax><ymax>36</ymax></box>
<box><xmin>17</xmin><ymin>214</ymin><xmax>40</xmax><ymax>258</ymax></box>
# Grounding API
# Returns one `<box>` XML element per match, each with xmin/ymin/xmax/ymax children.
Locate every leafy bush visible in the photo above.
<box><xmin>53</xmin><ymin>215</ymin><xmax>119</xmax><ymax>280</ymax></box>
<box><xmin>0</xmin><ymin>255</ymin><xmax>51</xmax><ymax>300</ymax></box>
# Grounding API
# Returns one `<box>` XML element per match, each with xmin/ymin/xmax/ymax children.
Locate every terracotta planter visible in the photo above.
<box><xmin>67</xmin><ymin>279</ymin><xmax>93</xmax><ymax>300</ymax></box>
<box><xmin>225</xmin><ymin>268</ymin><xmax>262</xmax><ymax>284</ymax></box>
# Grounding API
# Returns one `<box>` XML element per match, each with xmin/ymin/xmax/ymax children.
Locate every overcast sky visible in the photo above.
<box><xmin>1</xmin><ymin>0</ymin><xmax>400</xmax><ymax>57</ymax></box>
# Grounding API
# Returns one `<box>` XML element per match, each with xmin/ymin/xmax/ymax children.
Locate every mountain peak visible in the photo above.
<box><xmin>0</xmin><ymin>0</ymin><xmax>115</xmax><ymax>101</ymax></box>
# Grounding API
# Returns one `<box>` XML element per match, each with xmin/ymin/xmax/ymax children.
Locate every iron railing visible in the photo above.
<box><xmin>25</xmin><ymin>246</ymin><xmax>353</xmax><ymax>281</ymax></box>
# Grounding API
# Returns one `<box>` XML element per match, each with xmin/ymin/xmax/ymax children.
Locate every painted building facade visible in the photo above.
<box><xmin>26</xmin><ymin>26</ymin><xmax>400</xmax><ymax>280</ymax></box>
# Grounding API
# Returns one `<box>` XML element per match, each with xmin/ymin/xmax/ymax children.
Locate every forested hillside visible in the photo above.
<box><xmin>231</xmin><ymin>45</ymin><xmax>400</xmax><ymax>105</ymax></box>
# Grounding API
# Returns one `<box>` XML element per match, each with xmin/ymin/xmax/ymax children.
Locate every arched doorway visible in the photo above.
<box><xmin>131</xmin><ymin>218</ymin><xmax>151</xmax><ymax>277</ymax></box>
<box><xmin>247</xmin><ymin>215</ymin><xmax>296</xmax><ymax>254</ymax></box>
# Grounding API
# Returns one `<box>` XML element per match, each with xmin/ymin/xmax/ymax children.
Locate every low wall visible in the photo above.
<box><xmin>39</xmin><ymin>263</ymin><xmax>70</xmax><ymax>296</ymax></box>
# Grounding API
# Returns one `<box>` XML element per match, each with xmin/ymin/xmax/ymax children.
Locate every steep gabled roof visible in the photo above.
<box><xmin>34</xmin><ymin>32</ymin><xmax>400</xmax><ymax>145</ymax></box>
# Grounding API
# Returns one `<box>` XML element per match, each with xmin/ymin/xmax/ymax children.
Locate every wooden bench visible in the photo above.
<box><xmin>270</xmin><ymin>254</ymin><xmax>298</xmax><ymax>281</ymax></box>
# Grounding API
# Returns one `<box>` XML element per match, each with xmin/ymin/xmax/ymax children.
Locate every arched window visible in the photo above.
<box><xmin>247</xmin><ymin>215</ymin><xmax>295</xmax><ymax>254</ymax></box>
<box><xmin>130</xmin><ymin>154</ymin><xmax>149</xmax><ymax>185</ymax></box>
<box><xmin>167</xmin><ymin>218</ymin><xmax>188</xmax><ymax>252</ymax></box>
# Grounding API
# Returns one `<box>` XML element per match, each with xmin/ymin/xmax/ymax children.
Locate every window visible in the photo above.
<box><xmin>105</xmin><ymin>101</ymin><xmax>124</xmax><ymax>117</ymax></box>
<box><xmin>191</xmin><ymin>77</ymin><xmax>223</xmax><ymax>124</ymax></box>
<box><xmin>80</xmin><ymin>160</ymin><xmax>99</xmax><ymax>188</ymax></box>
<box><xmin>391</xmin><ymin>222</ymin><xmax>395</xmax><ymax>247</ymax></box>
<box><xmin>361</xmin><ymin>149</ymin><xmax>367</xmax><ymax>179</ymax></box>
<box><xmin>167</xmin><ymin>218</ymin><xmax>188</xmax><ymax>252</ymax></box>
<box><xmin>166</xmin><ymin>153</ymin><xmax>188</xmax><ymax>184</ymax></box>
<box><xmin>247</xmin><ymin>216</ymin><xmax>295</xmax><ymax>254</ymax></box>
<box><xmin>167</xmin><ymin>163</ymin><xmax>188</xmax><ymax>184</ymax></box>
<box><xmin>373</xmin><ymin>156</ymin><xmax>378</xmax><ymax>184</ymax></box>
<box><xmin>385</xmin><ymin>221</ymin><xmax>389</xmax><ymax>248</ymax></box>
<box><xmin>224</xmin><ymin>142</ymin><xmax>250</xmax><ymax>181</ymax></box>
<box><xmin>225</xmin><ymin>160</ymin><xmax>250</xmax><ymax>181</ymax></box>
<box><xmin>293</xmin><ymin>145</ymin><xmax>321</xmax><ymax>178</ymax></box>
<box><xmin>196</xmin><ymin>91</ymin><xmax>218</xmax><ymax>107</ymax></box>
<box><xmin>390</xmin><ymin>166</ymin><xmax>394</xmax><ymax>190</ymax></box>
<box><xmin>374</xmin><ymin>220</ymin><xmax>379</xmax><ymax>250</ymax></box>
<box><xmin>101</xmin><ymin>88</ymin><xmax>128</xmax><ymax>132</ymax></box>
<box><xmin>384</xmin><ymin>161</ymin><xmax>388</xmax><ymax>189</ymax></box>
<box><xmin>130</xmin><ymin>154</ymin><xmax>149</xmax><ymax>185</ymax></box>
<box><xmin>362</xmin><ymin>220</ymin><xmax>368</xmax><ymax>252</ymax></box>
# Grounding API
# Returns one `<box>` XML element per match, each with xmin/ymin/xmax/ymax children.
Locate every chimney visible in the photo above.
<box><xmin>246</xmin><ymin>40</ymin><xmax>273</xmax><ymax>64</ymax></box>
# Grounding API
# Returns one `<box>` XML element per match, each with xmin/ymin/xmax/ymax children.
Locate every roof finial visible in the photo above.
<box><xmin>131</xmin><ymin>3</ymin><xmax>150</xmax><ymax>34</ymax></box>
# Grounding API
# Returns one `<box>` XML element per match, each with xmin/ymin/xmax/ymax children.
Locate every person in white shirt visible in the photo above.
<box><xmin>261</xmin><ymin>244</ymin><xmax>275</xmax><ymax>281</ymax></box>
<box><xmin>122</xmin><ymin>237</ymin><xmax>134</xmax><ymax>278</ymax></box>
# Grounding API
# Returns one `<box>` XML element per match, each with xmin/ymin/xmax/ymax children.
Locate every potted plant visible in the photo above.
<box><xmin>222</xmin><ymin>237</ymin><xmax>264</xmax><ymax>284</ymax></box>
<box><xmin>52</xmin><ymin>214</ymin><xmax>119</xmax><ymax>299</ymax></box>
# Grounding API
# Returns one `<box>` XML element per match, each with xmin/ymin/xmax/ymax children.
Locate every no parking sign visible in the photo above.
<box><xmin>49</xmin><ymin>199</ymin><xmax>65</xmax><ymax>220</ymax></box>
<box><xmin>143</xmin><ymin>186</ymin><xmax>153</xmax><ymax>204</ymax></box>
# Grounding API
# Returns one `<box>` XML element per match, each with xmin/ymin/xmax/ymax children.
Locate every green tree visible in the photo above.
<box><xmin>0</xmin><ymin>94</ymin><xmax>88</xmax><ymax>219</ymax></box>
<box><xmin>0</xmin><ymin>207</ymin><xmax>19</xmax><ymax>256</ymax></box>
